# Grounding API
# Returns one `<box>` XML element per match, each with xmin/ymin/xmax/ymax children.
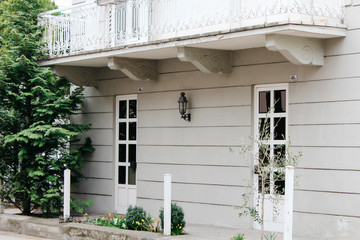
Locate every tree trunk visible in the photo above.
<box><xmin>261</xmin><ymin>176</ymin><xmax>265</xmax><ymax>240</ymax></box>
<box><xmin>22</xmin><ymin>197</ymin><xmax>31</xmax><ymax>215</ymax></box>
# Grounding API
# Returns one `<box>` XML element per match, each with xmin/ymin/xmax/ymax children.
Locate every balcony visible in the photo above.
<box><xmin>38</xmin><ymin>0</ymin><xmax>346</xmax><ymax>70</ymax></box>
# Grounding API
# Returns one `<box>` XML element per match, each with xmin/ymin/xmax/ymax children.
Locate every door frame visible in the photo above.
<box><xmin>114</xmin><ymin>94</ymin><xmax>138</xmax><ymax>214</ymax></box>
<box><xmin>253</xmin><ymin>83</ymin><xmax>289</xmax><ymax>232</ymax></box>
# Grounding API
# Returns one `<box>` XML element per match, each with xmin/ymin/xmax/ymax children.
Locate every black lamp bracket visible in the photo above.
<box><xmin>181</xmin><ymin>113</ymin><xmax>191</xmax><ymax>122</ymax></box>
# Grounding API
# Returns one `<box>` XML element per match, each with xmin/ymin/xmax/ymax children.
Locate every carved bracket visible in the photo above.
<box><xmin>108</xmin><ymin>57</ymin><xmax>158</xmax><ymax>81</ymax></box>
<box><xmin>178</xmin><ymin>47</ymin><xmax>232</xmax><ymax>74</ymax></box>
<box><xmin>266</xmin><ymin>35</ymin><xmax>324</xmax><ymax>66</ymax></box>
<box><xmin>52</xmin><ymin>65</ymin><xmax>98</xmax><ymax>87</ymax></box>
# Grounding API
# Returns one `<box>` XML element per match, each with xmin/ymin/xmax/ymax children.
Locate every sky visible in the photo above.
<box><xmin>53</xmin><ymin>0</ymin><xmax>72</xmax><ymax>8</ymax></box>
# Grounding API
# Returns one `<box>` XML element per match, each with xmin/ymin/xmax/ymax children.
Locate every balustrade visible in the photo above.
<box><xmin>38</xmin><ymin>0</ymin><xmax>345</xmax><ymax>57</ymax></box>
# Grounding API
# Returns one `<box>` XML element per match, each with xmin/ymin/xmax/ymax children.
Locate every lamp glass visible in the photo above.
<box><xmin>178</xmin><ymin>92</ymin><xmax>188</xmax><ymax>116</ymax></box>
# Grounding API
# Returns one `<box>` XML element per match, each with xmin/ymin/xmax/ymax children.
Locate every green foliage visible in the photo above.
<box><xmin>230</xmin><ymin>234</ymin><xmax>246</xmax><ymax>240</ymax></box>
<box><xmin>264</xmin><ymin>233</ymin><xmax>278</xmax><ymax>240</ymax></box>
<box><xmin>84</xmin><ymin>212</ymin><xmax>159</xmax><ymax>232</ymax></box>
<box><xmin>91</xmin><ymin>214</ymin><xmax>127</xmax><ymax>229</ymax></box>
<box><xmin>70</xmin><ymin>199</ymin><xmax>94</xmax><ymax>214</ymax></box>
<box><xmin>0</xmin><ymin>0</ymin><xmax>94</xmax><ymax>216</ymax></box>
<box><xmin>159</xmin><ymin>203</ymin><xmax>186</xmax><ymax>235</ymax></box>
<box><xmin>125</xmin><ymin>206</ymin><xmax>150</xmax><ymax>231</ymax></box>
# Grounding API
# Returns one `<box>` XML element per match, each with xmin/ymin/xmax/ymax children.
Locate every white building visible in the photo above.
<box><xmin>38</xmin><ymin>0</ymin><xmax>359</xmax><ymax>239</ymax></box>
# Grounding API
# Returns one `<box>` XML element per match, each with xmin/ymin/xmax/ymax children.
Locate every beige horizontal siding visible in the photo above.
<box><xmin>290</xmin><ymin>78</ymin><xmax>360</xmax><ymax>104</ymax></box>
<box><xmin>293</xmin><ymin>212</ymin><xmax>360</xmax><ymax>239</ymax></box>
<box><xmin>295</xmin><ymin>169</ymin><xmax>360</xmax><ymax>194</ymax></box>
<box><xmin>83</xmin><ymin>145</ymin><xmax>114</xmax><ymax>162</ymax></box>
<box><xmin>289</xmin><ymin>101</ymin><xmax>360</xmax><ymax>125</ymax></box>
<box><xmin>72</xmin><ymin>193</ymin><xmax>113</xmax><ymax>214</ymax></box>
<box><xmin>74</xmin><ymin>178</ymin><xmax>113</xmax><ymax>196</ymax></box>
<box><xmin>138</xmin><ymin>86</ymin><xmax>252</xmax><ymax>110</ymax></box>
<box><xmin>138</xmin><ymin>126</ymin><xmax>251</xmax><ymax>146</ymax></box>
<box><xmin>72</xmin><ymin>113</ymin><xmax>113</xmax><ymax>129</ymax></box>
<box><xmin>137</xmin><ymin>163</ymin><xmax>251</xmax><ymax>186</ymax></box>
<box><xmin>293</xmin><ymin>146</ymin><xmax>360</xmax><ymax>171</ymax></box>
<box><xmin>81</xmin><ymin>96</ymin><xmax>113</xmax><ymax>113</ymax></box>
<box><xmin>290</xmin><ymin>125</ymin><xmax>360</xmax><ymax>147</ymax></box>
<box><xmin>79</xmin><ymin>129</ymin><xmax>113</xmax><ymax>146</ymax></box>
<box><xmin>80</xmin><ymin>162</ymin><xmax>114</xmax><ymax>180</ymax></box>
<box><xmin>138</xmin><ymin>145</ymin><xmax>250</xmax><ymax>167</ymax></box>
<box><xmin>138</xmin><ymin>107</ymin><xmax>251</xmax><ymax>128</ymax></box>
<box><xmin>137</xmin><ymin>181</ymin><xmax>246</xmax><ymax>206</ymax></box>
<box><xmin>325</xmin><ymin>29</ymin><xmax>360</xmax><ymax>56</ymax></box>
<box><xmin>294</xmin><ymin>190</ymin><xmax>360</xmax><ymax>217</ymax></box>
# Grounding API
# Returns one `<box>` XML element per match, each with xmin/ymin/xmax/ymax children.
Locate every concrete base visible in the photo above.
<box><xmin>0</xmin><ymin>213</ymin><xmax>322</xmax><ymax>240</ymax></box>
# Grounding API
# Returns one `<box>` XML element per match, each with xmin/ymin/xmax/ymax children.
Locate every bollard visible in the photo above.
<box><xmin>283</xmin><ymin>166</ymin><xmax>294</xmax><ymax>240</ymax></box>
<box><xmin>64</xmin><ymin>169</ymin><xmax>71</xmax><ymax>221</ymax></box>
<box><xmin>164</xmin><ymin>174</ymin><xmax>171</xmax><ymax>236</ymax></box>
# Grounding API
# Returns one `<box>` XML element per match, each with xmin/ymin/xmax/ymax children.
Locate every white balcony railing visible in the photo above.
<box><xmin>38</xmin><ymin>0</ymin><xmax>345</xmax><ymax>57</ymax></box>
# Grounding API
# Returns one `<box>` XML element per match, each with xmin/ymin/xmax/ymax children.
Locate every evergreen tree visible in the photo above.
<box><xmin>0</xmin><ymin>0</ymin><xmax>93</xmax><ymax>216</ymax></box>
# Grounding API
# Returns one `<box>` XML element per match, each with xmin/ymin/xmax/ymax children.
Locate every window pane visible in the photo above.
<box><xmin>128</xmin><ymin>167</ymin><xmax>136</xmax><ymax>185</ymax></box>
<box><xmin>119</xmin><ymin>100</ymin><xmax>127</xmax><ymax>119</ymax></box>
<box><xmin>118</xmin><ymin>166</ymin><xmax>126</xmax><ymax>184</ymax></box>
<box><xmin>274</xmin><ymin>118</ymin><xmax>286</xmax><ymax>140</ymax></box>
<box><xmin>274</xmin><ymin>144</ymin><xmax>286</xmax><ymax>167</ymax></box>
<box><xmin>259</xmin><ymin>91</ymin><xmax>270</xmax><ymax>113</ymax></box>
<box><xmin>119</xmin><ymin>122</ymin><xmax>127</xmax><ymax>140</ymax></box>
<box><xmin>129</xmin><ymin>144</ymin><xmax>136</xmax><ymax>163</ymax></box>
<box><xmin>274</xmin><ymin>90</ymin><xmax>286</xmax><ymax>113</ymax></box>
<box><xmin>259</xmin><ymin>145</ymin><xmax>270</xmax><ymax>167</ymax></box>
<box><xmin>118</xmin><ymin>144</ymin><xmax>126</xmax><ymax>162</ymax></box>
<box><xmin>274</xmin><ymin>172</ymin><xmax>285</xmax><ymax>195</ymax></box>
<box><xmin>129</xmin><ymin>122</ymin><xmax>136</xmax><ymax>140</ymax></box>
<box><xmin>129</xmin><ymin>100</ymin><xmax>137</xmax><ymax>118</ymax></box>
<box><xmin>259</xmin><ymin>118</ymin><xmax>270</xmax><ymax>140</ymax></box>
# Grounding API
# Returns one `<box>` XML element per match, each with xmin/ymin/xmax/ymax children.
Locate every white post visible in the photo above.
<box><xmin>164</xmin><ymin>174</ymin><xmax>172</xmax><ymax>236</ymax></box>
<box><xmin>64</xmin><ymin>169</ymin><xmax>71</xmax><ymax>221</ymax></box>
<box><xmin>283</xmin><ymin>166</ymin><xmax>294</xmax><ymax>240</ymax></box>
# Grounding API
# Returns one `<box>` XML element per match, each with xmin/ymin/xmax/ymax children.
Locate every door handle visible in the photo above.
<box><xmin>130</xmin><ymin>161</ymin><xmax>137</xmax><ymax>170</ymax></box>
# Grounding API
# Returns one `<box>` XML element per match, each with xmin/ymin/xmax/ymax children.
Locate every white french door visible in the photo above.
<box><xmin>115</xmin><ymin>95</ymin><xmax>137</xmax><ymax>213</ymax></box>
<box><xmin>254</xmin><ymin>84</ymin><xmax>288</xmax><ymax>232</ymax></box>
<box><xmin>114</xmin><ymin>0</ymin><xmax>149</xmax><ymax>45</ymax></box>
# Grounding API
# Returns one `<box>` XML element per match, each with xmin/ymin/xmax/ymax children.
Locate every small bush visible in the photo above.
<box><xmin>125</xmin><ymin>206</ymin><xmax>159</xmax><ymax>232</ymax></box>
<box><xmin>231</xmin><ymin>234</ymin><xmax>245</xmax><ymax>240</ymax></box>
<box><xmin>125</xmin><ymin>206</ymin><xmax>147</xmax><ymax>230</ymax></box>
<box><xmin>159</xmin><ymin>203</ymin><xmax>186</xmax><ymax>235</ymax></box>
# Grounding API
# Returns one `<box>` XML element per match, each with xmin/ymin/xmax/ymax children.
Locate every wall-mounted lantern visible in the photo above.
<box><xmin>177</xmin><ymin>92</ymin><xmax>191</xmax><ymax>122</ymax></box>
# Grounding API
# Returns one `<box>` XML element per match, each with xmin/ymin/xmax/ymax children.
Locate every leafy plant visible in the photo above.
<box><xmin>159</xmin><ymin>203</ymin><xmax>186</xmax><ymax>235</ymax></box>
<box><xmin>92</xmin><ymin>213</ymin><xmax>127</xmax><ymax>229</ymax></box>
<box><xmin>231</xmin><ymin>233</ymin><xmax>245</xmax><ymax>240</ymax></box>
<box><xmin>70</xmin><ymin>199</ymin><xmax>94</xmax><ymax>214</ymax></box>
<box><xmin>125</xmin><ymin>206</ymin><xmax>159</xmax><ymax>232</ymax></box>
<box><xmin>265</xmin><ymin>232</ymin><xmax>277</xmax><ymax>240</ymax></box>
<box><xmin>0</xmin><ymin>0</ymin><xmax>94</xmax><ymax>216</ymax></box>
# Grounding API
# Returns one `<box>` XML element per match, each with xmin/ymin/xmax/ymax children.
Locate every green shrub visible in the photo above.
<box><xmin>125</xmin><ymin>205</ymin><xmax>159</xmax><ymax>232</ymax></box>
<box><xmin>159</xmin><ymin>203</ymin><xmax>186</xmax><ymax>235</ymax></box>
<box><xmin>231</xmin><ymin>234</ymin><xmax>245</xmax><ymax>240</ymax></box>
<box><xmin>70</xmin><ymin>199</ymin><xmax>94</xmax><ymax>214</ymax></box>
